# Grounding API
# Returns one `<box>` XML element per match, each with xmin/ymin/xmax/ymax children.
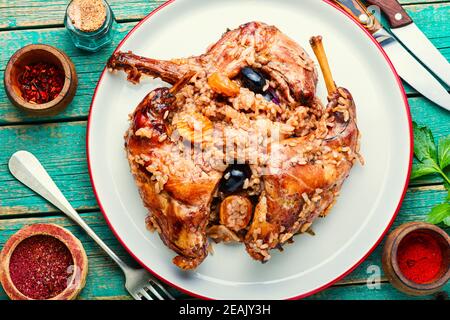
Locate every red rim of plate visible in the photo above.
<box><xmin>86</xmin><ymin>0</ymin><xmax>413</xmax><ymax>300</ymax></box>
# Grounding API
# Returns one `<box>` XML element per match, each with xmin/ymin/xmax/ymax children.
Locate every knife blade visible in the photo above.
<box><xmin>366</xmin><ymin>0</ymin><xmax>450</xmax><ymax>87</ymax></box>
<box><xmin>331</xmin><ymin>0</ymin><xmax>450</xmax><ymax>111</ymax></box>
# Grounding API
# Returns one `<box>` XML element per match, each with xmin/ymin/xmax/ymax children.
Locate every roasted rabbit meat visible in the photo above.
<box><xmin>107</xmin><ymin>22</ymin><xmax>361</xmax><ymax>269</ymax></box>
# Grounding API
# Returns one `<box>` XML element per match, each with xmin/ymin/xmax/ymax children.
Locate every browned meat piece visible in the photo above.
<box><xmin>108</xmin><ymin>21</ymin><xmax>317</xmax><ymax>104</ymax></box>
<box><xmin>244</xmin><ymin>36</ymin><xmax>360</xmax><ymax>261</ymax></box>
<box><xmin>108</xmin><ymin>22</ymin><xmax>361</xmax><ymax>269</ymax></box>
<box><xmin>245</xmin><ymin>87</ymin><xmax>359</xmax><ymax>261</ymax></box>
<box><xmin>126</xmin><ymin>77</ymin><xmax>222</xmax><ymax>269</ymax></box>
<box><xmin>107</xmin><ymin>51</ymin><xmax>190</xmax><ymax>85</ymax></box>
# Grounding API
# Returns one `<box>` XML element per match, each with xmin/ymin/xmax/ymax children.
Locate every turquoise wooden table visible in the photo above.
<box><xmin>0</xmin><ymin>0</ymin><xmax>449</xmax><ymax>300</ymax></box>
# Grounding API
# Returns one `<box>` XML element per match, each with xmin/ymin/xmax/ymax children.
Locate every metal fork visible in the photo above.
<box><xmin>8</xmin><ymin>150</ymin><xmax>174</xmax><ymax>300</ymax></box>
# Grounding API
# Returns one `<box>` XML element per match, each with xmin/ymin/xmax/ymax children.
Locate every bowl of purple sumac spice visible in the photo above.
<box><xmin>4</xmin><ymin>44</ymin><xmax>78</xmax><ymax>115</ymax></box>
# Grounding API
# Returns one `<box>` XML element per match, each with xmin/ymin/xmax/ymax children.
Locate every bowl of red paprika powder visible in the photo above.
<box><xmin>0</xmin><ymin>224</ymin><xmax>88</xmax><ymax>300</ymax></box>
<box><xmin>4</xmin><ymin>44</ymin><xmax>77</xmax><ymax>115</ymax></box>
<box><xmin>382</xmin><ymin>222</ymin><xmax>450</xmax><ymax>296</ymax></box>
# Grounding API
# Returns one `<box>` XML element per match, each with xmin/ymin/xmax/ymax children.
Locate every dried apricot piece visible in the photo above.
<box><xmin>207</xmin><ymin>72</ymin><xmax>240</xmax><ymax>97</ymax></box>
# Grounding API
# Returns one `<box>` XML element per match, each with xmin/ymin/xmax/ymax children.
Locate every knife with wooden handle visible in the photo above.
<box><xmin>366</xmin><ymin>0</ymin><xmax>450</xmax><ymax>87</ymax></box>
<box><xmin>365</xmin><ymin>0</ymin><xmax>412</xmax><ymax>28</ymax></box>
<box><xmin>331</xmin><ymin>0</ymin><xmax>450</xmax><ymax>111</ymax></box>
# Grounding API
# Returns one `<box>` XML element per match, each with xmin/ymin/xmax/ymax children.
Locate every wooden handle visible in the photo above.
<box><xmin>331</xmin><ymin>0</ymin><xmax>382</xmax><ymax>34</ymax></box>
<box><xmin>366</xmin><ymin>0</ymin><xmax>413</xmax><ymax>28</ymax></box>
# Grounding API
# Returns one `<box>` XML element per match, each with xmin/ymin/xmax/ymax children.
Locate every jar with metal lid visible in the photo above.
<box><xmin>64</xmin><ymin>0</ymin><xmax>116</xmax><ymax>52</ymax></box>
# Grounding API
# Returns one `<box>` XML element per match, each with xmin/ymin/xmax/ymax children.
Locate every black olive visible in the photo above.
<box><xmin>240</xmin><ymin>67</ymin><xmax>267</xmax><ymax>93</ymax></box>
<box><xmin>219</xmin><ymin>164</ymin><xmax>252</xmax><ymax>194</ymax></box>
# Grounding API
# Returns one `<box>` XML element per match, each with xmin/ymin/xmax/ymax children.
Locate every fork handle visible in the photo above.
<box><xmin>8</xmin><ymin>151</ymin><xmax>132</xmax><ymax>273</ymax></box>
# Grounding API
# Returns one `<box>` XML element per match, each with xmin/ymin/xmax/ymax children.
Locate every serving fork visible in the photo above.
<box><xmin>8</xmin><ymin>150</ymin><xmax>174</xmax><ymax>300</ymax></box>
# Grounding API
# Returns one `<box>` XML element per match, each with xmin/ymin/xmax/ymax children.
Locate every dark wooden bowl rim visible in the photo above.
<box><xmin>0</xmin><ymin>223</ymin><xmax>88</xmax><ymax>300</ymax></box>
<box><xmin>4</xmin><ymin>44</ymin><xmax>73</xmax><ymax>112</ymax></box>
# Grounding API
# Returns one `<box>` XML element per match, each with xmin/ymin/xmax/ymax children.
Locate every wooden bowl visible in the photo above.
<box><xmin>4</xmin><ymin>44</ymin><xmax>78</xmax><ymax>115</ymax></box>
<box><xmin>0</xmin><ymin>224</ymin><xmax>88</xmax><ymax>300</ymax></box>
<box><xmin>382</xmin><ymin>222</ymin><xmax>450</xmax><ymax>296</ymax></box>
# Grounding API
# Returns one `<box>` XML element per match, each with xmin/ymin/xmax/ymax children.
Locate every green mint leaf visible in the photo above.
<box><xmin>413</xmin><ymin>122</ymin><xmax>438</xmax><ymax>163</ymax></box>
<box><xmin>410</xmin><ymin>163</ymin><xmax>438</xmax><ymax>180</ymax></box>
<box><xmin>438</xmin><ymin>134</ymin><xmax>450</xmax><ymax>170</ymax></box>
<box><xmin>443</xmin><ymin>216</ymin><xmax>450</xmax><ymax>227</ymax></box>
<box><xmin>444</xmin><ymin>174</ymin><xmax>450</xmax><ymax>200</ymax></box>
<box><xmin>444</xmin><ymin>167</ymin><xmax>450</xmax><ymax>195</ymax></box>
<box><xmin>427</xmin><ymin>202</ymin><xmax>450</xmax><ymax>225</ymax></box>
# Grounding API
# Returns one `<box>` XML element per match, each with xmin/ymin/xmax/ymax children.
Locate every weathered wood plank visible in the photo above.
<box><xmin>0</xmin><ymin>121</ymin><xmax>98</xmax><ymax>215</ymax></box>
<box><xmin>0</xmin><ymin>22</ymin><xmax>136</xmax><ymax>124</ymax></box>
<box><xmin>0</xmin><ymin>211</ymin><xmax>447</xmax><ymax>300</ymax></box>
<box><xmin>0</xmin><ymin>22</ymin><xmax>136</xmax><ymax>125</ymax></box>
<box><xmin>402</xmin><ymin>3</ymin><xmax>450</xmax><ymax>41</ymax></box>
<box><xmin>306</xmin><ymin>282</ymin><xmax>449</xmax><ymax>300</ymax></box>
<box><xmin>408</xmin><ymin>96</ymin><xmax>450</xmax><ymax>141</ymax></box>
<box><xmin>0</xmin><ymin>22</ymin><xmax>136</xmax><ymax>70</ymax></box>
<box><xmin>0</xmin><ymin>9</ymin><xmax>448</xmax><ymax>71</ymax></box>
<box><xmin>0</xmin><ymin>0</ymin><xmax>165</xmax><ymax>30</ymax></box>
<box><xmin>1</xmin><ymin>1</ymin><xmax>447</xmax><ymax>75</ymax></box>
<box><xmin>408</xmin><ymin>97</ymin><xmax>450</xmax><ymax>186</ymax></box>
<box><xmin>1</xmin><ymin>0</ymin><xmax>443</xmax><ymax>29</ymax></box>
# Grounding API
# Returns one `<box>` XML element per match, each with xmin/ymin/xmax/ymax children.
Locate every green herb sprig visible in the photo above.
<box><xmin>411</xmin><ymin>122</ymin><xmax>450</xmax><ymax>226</ymax></box>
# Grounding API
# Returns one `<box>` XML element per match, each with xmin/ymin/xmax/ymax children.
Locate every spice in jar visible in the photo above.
<box><xmin>9</xmin><ymin>235</ymin><xmax>74</xmax><ymax>300</ymax></box>
<box><xmin>65</xmin><ymin>0</ymin><xmax>115</xmax><ymax>52</ymax></box>
<box><xmin>397</xmin><ymin>232</ymin><xmax>443</xmax><ymax>284</ymax></box>
<box><xmin>18</xmin><ymin>62</ymin><xmax>65</xmax><ymax>104</ymax></box>
<box><xmin>68</xmin><ymin>0</ymin><xmax>106</xmax><ymax>33</ymax></box>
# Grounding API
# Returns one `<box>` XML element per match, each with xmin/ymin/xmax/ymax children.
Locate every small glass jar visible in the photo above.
<box><xmin>64</xmin><ymin>0</ymin><xmax>116</xmax><ymax>52</ymax></box>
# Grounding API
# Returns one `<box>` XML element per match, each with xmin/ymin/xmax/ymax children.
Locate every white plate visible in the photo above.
<box><xmin>88</xmin><ymin>0</ymin><xmax>412</xmax><ymax>299</ymax></box>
